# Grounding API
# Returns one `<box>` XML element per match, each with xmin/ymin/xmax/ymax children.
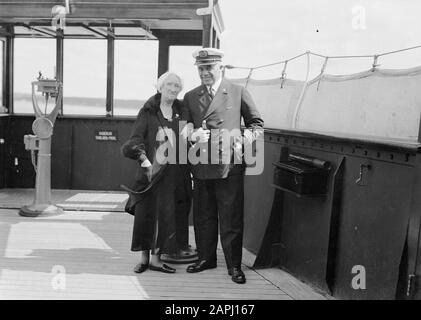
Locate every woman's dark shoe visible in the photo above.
<box><xmin>149</xmin><ymin>263</ymin><xmax>176</xmax><ymax>274</ymax></box>
<box><xmin>133</xmin><ymin>263</ymin><xmax>149</xmax><ymax>274</ymax></box>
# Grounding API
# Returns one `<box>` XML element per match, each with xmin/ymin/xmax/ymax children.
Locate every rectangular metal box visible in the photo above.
<box><xmin>272</xmin><ymin>160</ymin><xmax>329</xmax><ymax>197</ymax></box>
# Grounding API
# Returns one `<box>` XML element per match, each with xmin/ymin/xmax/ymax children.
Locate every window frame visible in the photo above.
<box><xmin>62</xmin><ymin>37</ymin><xmax>108</xmax><ymax>117</ymax></box>
<box><xmin>168</xmin><ymin>44</ymin><xmax>203</xmax><ymax>99</ymax></box>
<box><xmin>0</xmin><ymin>38</ymin><xmax>5</xmax><ymax>111</ymax></box>
<box><xmin>12</xmin><ymin>37</ymin><xmax>57</xmax><ymax>115</ymax></box>
<box><xmin>4</xmin><ymin>26</ymin><xmax>202</xmax><ymax>118</ymax></box>
<box><xmin>112</xmin><ymin>38</ymin><xmax>160</xmax><ymax>117</ymax></box>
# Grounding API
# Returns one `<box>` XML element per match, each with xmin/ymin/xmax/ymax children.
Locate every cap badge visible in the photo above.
<box><xmin>199</xmin><ymin>50</ymin><xmax>208</xmax><ymax>58</ymax></box>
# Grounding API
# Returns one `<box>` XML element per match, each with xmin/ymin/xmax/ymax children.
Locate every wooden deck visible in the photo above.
<box><xmin>0</xmin><ymin>205</ymin><xmax>328</xmax><ymax>300</ymax></box>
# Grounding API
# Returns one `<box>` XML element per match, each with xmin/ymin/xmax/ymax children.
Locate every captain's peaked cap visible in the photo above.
<box><xmin>193</xmin><ymin>47</ymin><xmax>224</xmax><ymax>65</ymax></box>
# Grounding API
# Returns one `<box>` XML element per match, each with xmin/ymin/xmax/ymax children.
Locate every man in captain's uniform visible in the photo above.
<box><xmin>183</xmin><ymin>47</ymin><xmax>264</xmax><ymax>284</ymax></box>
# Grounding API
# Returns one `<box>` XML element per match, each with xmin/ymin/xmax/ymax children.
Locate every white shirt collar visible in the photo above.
<box><xmin>207</xmin><ymin>77</ymin><xmax>222</xmax><ymax>94</ymax></box>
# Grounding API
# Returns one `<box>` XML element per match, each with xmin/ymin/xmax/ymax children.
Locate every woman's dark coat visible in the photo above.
<box><xmin>121</xmin><ymin>93</ymin><xmax>192</xmax><ymax>253</ymax></box>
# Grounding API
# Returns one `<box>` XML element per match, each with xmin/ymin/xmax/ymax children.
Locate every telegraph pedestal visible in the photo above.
<box><xmin>19</xmin><ymin>76</ymin><xmax>63</xmax><ymax>217</ymax></box>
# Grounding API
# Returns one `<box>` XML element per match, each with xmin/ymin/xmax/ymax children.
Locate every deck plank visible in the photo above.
<box><xmin>0</xmin><ymin>207</ymin><xmax>325</xmax><ymax>300</ymax></box>
<box><xmin>255</xmin><ymin>268</ymin><xmax>330</xmax><ymax>300</ymax></box>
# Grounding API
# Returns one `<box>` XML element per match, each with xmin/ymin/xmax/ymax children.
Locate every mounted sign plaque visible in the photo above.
<box><xmin>95</xmin><ymin>130</ymin><xmax>118</xmax><ymax>142</ymax></box>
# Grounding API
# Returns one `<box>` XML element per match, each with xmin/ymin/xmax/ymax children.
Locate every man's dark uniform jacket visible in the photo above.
<box><xmin>184</xmin><ymin>78</ymin><xmax>263</xmax><ymax>178</ymax></box>
<box><xmin>183</xmin><ymin>78</ymin><xmax>263</xmax><ymax>269</ymax></box>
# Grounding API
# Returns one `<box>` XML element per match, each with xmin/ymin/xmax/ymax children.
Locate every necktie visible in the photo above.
<box><xmin>208</xmin><ymin>86</ymin><xmax>214</xmax><ymax>100</ymax></box>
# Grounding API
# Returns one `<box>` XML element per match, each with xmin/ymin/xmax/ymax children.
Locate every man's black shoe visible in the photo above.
<box><xmin>228</xmin><ymin>267</ymin><xmax>246</xmax><ymax>284</ymax></box>
<box><xmin>186</xmin><ymin>260</ymin><xmax>217</xmax><ymax>273</ymax></box>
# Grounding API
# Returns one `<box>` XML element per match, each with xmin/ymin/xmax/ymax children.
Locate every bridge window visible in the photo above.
<box><xmin>113</xmin><ymin>40</ymin><xmax>159</xmax><ymax>116</ymax></box>
<box><xmin>63</xmin><ymin>39</ymin><xmax>107</xmax><ymax>116</ymax></box>
<box><xmin>169</xmin><ymin>45</ymin><xmax>202</xmax><ymax>98</ymax></box>
<box><xmin>14</xmin><ymin>38</ymin><xmax>56</xmax><ymax>114</ymax></box>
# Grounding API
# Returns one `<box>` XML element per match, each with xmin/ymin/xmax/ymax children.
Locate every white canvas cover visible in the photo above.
<box><xmin>230</xmin><ymin>65</ymin><xmax>421</xmax><ymax>143</ymax></box>
<box><xmin>230</xmin><ymin>78</ymin><xmax>305</xmax><ymax>130</ymax></box>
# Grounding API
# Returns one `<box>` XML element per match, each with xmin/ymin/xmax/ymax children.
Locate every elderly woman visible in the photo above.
<box><xmin>121</xmin><ymin>71</ymin><xmax>192</xmax><ymax>274</ymax></box>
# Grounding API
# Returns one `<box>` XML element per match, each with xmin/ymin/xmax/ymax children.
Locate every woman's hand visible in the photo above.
<box><xmin>141</xmin><ymin>159</ymin><xmax>153</xmax><ymax>182</ymax></box>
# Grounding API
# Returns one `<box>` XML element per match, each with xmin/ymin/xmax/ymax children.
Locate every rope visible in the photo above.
<box><xmin>309</xmin><ymin>52</ymin><xmax>326</xmax><ymax>59</ymax></box>
<box><xmin>371</xmin><ymin>55</ymin><xmax>380</xmax><ymax>72</ymax></box>
<box><xmin>317</xmin><ymin>57</ymin><xmax>329</xmax><ymax>91</ymax></box>
<box><xmin>245</xmin><ymin>68</ymin><xmax>254</xmax><ymax>88</ymax></box>
<box><xmin>226</xmin><ymin>44</ymin><xmax>421</xmax><ymax>72</ymax></box>
<box><xmin>280</xmin><ymin>61</ymin><xmax>288</xmax><ymax>89</ymax></box>
<box><xmin>319</xmin><ymin>53</ymin><xmax>375</xmax><ymax>59</ymax></box>
<box><xmin>226</xmin><ymin>52</ymin><xmax>307</xmax><ymax>71</ymax></box>
<box><xmin>378</xmin><ymin>44</ymin><xmax>421</xmax><ymax>57</ymax></box>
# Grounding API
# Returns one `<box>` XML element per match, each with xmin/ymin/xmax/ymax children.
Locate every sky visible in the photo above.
<box><xmin>151</xmin><ymin>0</ymin><xmax>421</xmax><ymax>98</ymax></box>
<box><xmin>8</xmin><ymin>0</ymin><xmax>421</xmax><ymax>114</ymax></box>
<box><xmin>219</xmin><ymin>0</ymin><xmax>421</xmax><ymax>79</ymax></box>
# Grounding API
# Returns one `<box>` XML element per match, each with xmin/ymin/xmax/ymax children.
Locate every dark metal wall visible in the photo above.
<box><xmin>3</xmin><ymin>116</ymin><xmax>420</xmax><ymax>299</ymax></box>
<box><xmin>243</xmin><ymin>139</ymin><xmax>281</xmax><ymax>254</ymax></box>
<box><xmin>251</xmin><ymin>129</ymin><xmax>419</xmax><ymax>299</ymax></box>
<box><xmin>0</xmin><ymin>116</ymin><xmax>7</xmax><ymax>188</ymax></box>
<box><xmin>2</xmin><ymin>115</ymin><xmax>138</xmax><ymax>190</ymax></box>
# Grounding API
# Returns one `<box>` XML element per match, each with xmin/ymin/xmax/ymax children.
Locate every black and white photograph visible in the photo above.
<box><xmin>0</xmin><ymin>0</ymin><xmax>421</xmax><ymax>306</ymax></box>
